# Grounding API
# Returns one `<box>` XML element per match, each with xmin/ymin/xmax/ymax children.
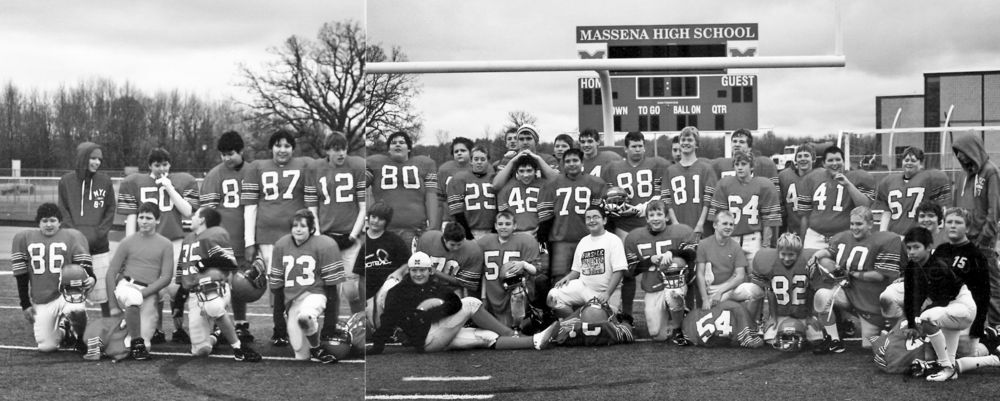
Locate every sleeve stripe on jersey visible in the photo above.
<box><xmin>11</xmin><ymin>252</ymin><xmax>28</xmax><ymax>274</ymax></box>
<box><xmin>456</xmin><ymin>270</ymin><xmax>482</xmax><ymax>289</ymax></box>
<box><xmin>200</xmin><ymin>193</ymin><xmax>222</xmax><ymax>208</ymax></box>
<box><xmin>320</xmin><ymin>261</ymin><xmax>345</xmax><ymax>285</ymax></box>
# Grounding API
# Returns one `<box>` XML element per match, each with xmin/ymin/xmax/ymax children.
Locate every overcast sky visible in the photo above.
<box><xmin>368</xmin><ymin>0</ymin><xmax>1000</xmax><ymax>143</ymax></box>
<box><xmin>0</xmin><ymin>0</ymin><xmax>363</xmax><ymax>100</ymax></box>
<box><xmin>3</xmin><ymin>1</ymin><xmax>996</xmax><ymax>145</ymax></box>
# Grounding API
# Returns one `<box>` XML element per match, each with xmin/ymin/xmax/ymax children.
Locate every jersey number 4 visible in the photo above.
<box><xmin>506</xmin><ymin>187</ymin><xmax>538</xmax><ymax>214</ymax></box>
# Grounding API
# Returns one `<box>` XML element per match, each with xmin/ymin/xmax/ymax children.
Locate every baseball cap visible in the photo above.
<box><xmin>408</xmin><ymin>251</ymin><xmax>433</xmax><ymax>269</ymax></box>
<box><xmin>516</xmin><ymin>124</ymin><xmax>539</xmax><ymax>142</ymax></box>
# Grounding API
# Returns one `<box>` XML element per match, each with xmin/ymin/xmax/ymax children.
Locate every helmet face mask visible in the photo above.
<box><xmin>602</xmin><ymin>186</ymin><xmax>630</xmax><ymax>214</ymax></box>
<box><xmin>195</xmin><ymin>276</ymin><xmax>226</xmax><ymax>302</ymax></box>
<box><xmin>774</xmin><ymin>326</ymin><xmax>805</xmax><ymax>352</ymax></box>
<box><xmin>59</xmin><ymin>264</ymin><xmax>91</xmax><ymax>303</ymax></box>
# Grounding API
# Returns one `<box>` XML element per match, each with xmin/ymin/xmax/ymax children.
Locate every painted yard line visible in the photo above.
<box><xmin>0</xmin><ymin>344</ymin><xmax>364</xmax><ymax>363</ymax></box>
<box><xmin>401</xmin><ymin>376</ymin><xmax>491</xmax><ymax>382</ymax></box>
<box><xmin>0</xmin><ymin>271</ymin><xmax>10</xmax><ymax>275</ymax></box>
<box><xmin>0</xmin><ymin>305</ymin><xmax>350</xmax><ymax>319</ymax></box>
<box><xmin>366</xmin><ymin>395</ymin><xmax>494</xmax><ymax>400</ymax></box>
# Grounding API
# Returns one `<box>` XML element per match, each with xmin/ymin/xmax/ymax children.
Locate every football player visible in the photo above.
<box><xmin>358</xmin><ymin>203</ymin><xmax>411</xmax><ymax>329</ymax></box>
<box><xmin>900</xmin><ymin>226</ymin><xmax>976</xmax><ymax>381</ymax></box>
<box><xmin>930</xmin><ymin>208</ymin><xmax>991</xmax><ymax>352</ymax></box>
<box><xmin>553</xmin><ymin>299</ymin><xmax>636</xmax><ymax>347</ymax></box>
<box><xmin>732</xmin><ymin>233</ymin><xmax>825</xmax><ymax>348</ymax></box>
<box><xmin>553</xmin><ymin>133</ymin><xmax>576</xmax><ymax>168</ymax></box>
<box><xmin>108</xmin><ymin>202</ymin><xmax>175</xmax><ymax>360</ymax></box>
<box><xmin>810</xmin><ymin>206</ymin><xmax>902</xmax><ymax>353</ymax></box>
<box><xmin>447</xmin><ymin>146</ymin><xmax>497</xmax><ymax>239</ymax></box>
<box><xmin>57</xmin><ymin>141</ymin><xmax>115</xmax><ymax>318</ymax></box>
<box><xmin>663</xmin><ymin>126</ymin><xmax>717</xmax><ymax>240</ymax></box>
<box><xmin>547</xmin><ymin>206</ymin><xmax>628</xmax><ymax>318</ymax></box>
<box><xmin>710</xmin><ymin>149</ymin><xmax>782</xmax><ymax>263</ymax></box>
<box><xmin>710</xmin><ymin>129</ymin><xmax>779</xmax><ymax>190</ymax></box>
<box><xmin>117</xmin><ymin>147</ymin><xmax>198</xmax><ymax>344</ymax></box>
<box><xmin>681</xmin><ymin>300</ymin><xmax>763</xmax><ymax>348</ymax></box>
<box><xmin>492</xmin><ymin>127</ymin><xmax>519</xmax><ymax>171</ymax></box>
<box><xmin>177</xmin><ymin>207</ymin><xmax>261</xmax><ymax>362</ymax></box>
<box><xmin>414</xmin><ymin>224</ymin><xmax>485</xmax><ymax>296</ymax></box>
<box><xmin>777</xmin><ymin>144</ymin><xmax>814</xmax><ymax>238</ymax></box>
<box><xmin>268</xmin><ymin>209</ymin><xmax>345</xmax><ymax>363</ymax></box>
<box><xmin>368</xmin><ymin>252</ymin><xmax>559</xmax><ymax>354</ymax></box>
<box><xmin>874</xmin><ymin>147</ymin><xmax>952</xmax><ymax>236</ymax></box>
<box><xmin>915</xmin><ymin>200</ymin><xmax>949</xmax><ymax>249</ymax></box>
<box><xmin>437</xmin><ymin>137</ymin><xmax>475</xmax><ymax>228</ymax></box>
<box><xmin>496</xmin><ymin>155</ymin><xmax>550</xmax><ymax>234</ymax></box>
<box><xmin>670</xmin><ymin>135</ymin><xmax>682</xmax><ymax>164</ymax></box>
<box><xmin>366</xmin><ymin>130</ymin><xmax>439</xmax><ymax>248</ymax></box>
<box><xmin>242</xmin><ymin>129</ymin><xmax>313</xmax><ymax>346</ymax></box>
<box><xmin>305</xmin><ymin>132</ymin><xmax>367</xmax><ymax>340</ymax></box>
<box><xmin>537</xmin><ymin>148</ymin><xmax>607</xmax><ymax>285</ymax></box>
<box><xmin>12</xmin><ymin>203</ymin><xmax>94</xmax><ymax>353</ymax></box>
<box><xmin>623</xmin><ymin>199</ymin><xmax>695</xmax><ymax>343</ymax></box>
<box><xmin>199</xmin><ymin>131</ymin><xmax>254</xmax><ymax>342</ymax></box>
<box><xmin>696</xmin><ymin>210</ymin><xmax>750</xmax><ymax>310</ymax></box>
<box><xmin>579</xmin><ymin>128</ymin><xmax>622</xmax><ymax>177</ymax></box>
<box><xmin>951</xmin><ymin>133</ymin><xmax>1000</xmax><ymax>327</ymax></box>
<box><xmin>601</xmin><ymin>131</ymin><xmax>671</xmax><ymax>317</ymax></box>
<box><xmin>476</xmin><ymin>211</ymin><xmax>540</xmax><ymax>327</ymax></box>
<box><xmin>797</xmin><ymin>145</ymin><xmax>875</xmax><ymax>250</ymax></box>
<box><xmin>493</xmin><ymin>124</ymin><xmax>559</xmax><ymax>172</ymax></box>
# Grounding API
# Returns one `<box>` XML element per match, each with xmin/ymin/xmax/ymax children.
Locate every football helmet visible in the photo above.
<box><xmin>59</xmin><ymin>264</ymin><xmax>91</xmax><ymax>303</ymax></box>
<box><xmin>498</xmin><ymin>261</ymin><xmax>525</xmax><ymax>291</ymax></box>
<box><xmin>322</xmin><ymin>312</ymin><xmax>366</xmax><ymax>359</ymax></box>
<box><xmin>194</xmin><ymin>268</ymin><xmax>228</xmax><ymax>302</ymax></box>
<box><xmin>773</xmin><ymin>319</ymin><xmax>807</xmax><ymax>352</ymax></box>
<box><xmin>230</xmin><ymin>255</ymin><xmax>267</xmax><ymax>303</ymax></box>
<box><xmin>580</xmin><ymin>299</ymin><xmax>612</xmax><ymax>325</ymax></box>
<box><xmin>602</xmin><ymin>186</ymin><xmax>630</xmax><ymax>214</ymax></box>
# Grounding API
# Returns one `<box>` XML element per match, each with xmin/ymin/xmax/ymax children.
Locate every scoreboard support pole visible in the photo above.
<box><xmin>597</xmin><ymin>70</ymin><xmax>615</xmax><ymax>146</ymax></box>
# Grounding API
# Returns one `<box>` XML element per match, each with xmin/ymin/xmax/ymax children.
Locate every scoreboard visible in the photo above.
<box><xmin>576</xmin><ymin>24</ymin><xmax>759</xmax><ymax>133</ymax></box>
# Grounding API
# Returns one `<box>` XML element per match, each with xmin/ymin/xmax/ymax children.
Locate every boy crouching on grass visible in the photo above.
<box><xmin>107</xmin><ymin>202</ymin><xmax>174</xmax><ymax>361</ymax></box>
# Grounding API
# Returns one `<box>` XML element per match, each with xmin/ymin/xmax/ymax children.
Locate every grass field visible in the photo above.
<box><xmin>0</xmin><ymin>258</ymin><xmax>364</xmax><ymax>401</ymax></box>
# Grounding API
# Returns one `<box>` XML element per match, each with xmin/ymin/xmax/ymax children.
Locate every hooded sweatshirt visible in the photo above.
<box><xmin>952</xmin><ymin>133</ymin><xmax>1000</xmax><ymax>249</ymax></box>
<box><xmin>57</xmin><ymin>142</ymin><xmax>116</xmax><ymax>254</ymax></box>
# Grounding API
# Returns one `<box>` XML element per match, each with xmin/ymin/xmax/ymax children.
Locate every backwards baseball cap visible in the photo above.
<box><xmin>516</xmin><ymin>124</ymin><xmax>539</xmax><ymax>142</ymax></box>
<box><xmin>408</xmin><ymin>251</ymin><xmax>433</xmax><ymax>269</ymax></box>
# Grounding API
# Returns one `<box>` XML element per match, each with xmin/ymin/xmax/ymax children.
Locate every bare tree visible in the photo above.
<box><xmin>503</xmin><ymin>110</ymin><xmax>538</xmax><ymax>133</ymax></box>
<box><xmin>364</xmin><ymin>42</ymin><xmax>422</xmax><ymax>148</ymax></box>
<box><xmin>240</xmin><ymin>20</ymin><xmax>418</xmax><ymax>156</ymax></box>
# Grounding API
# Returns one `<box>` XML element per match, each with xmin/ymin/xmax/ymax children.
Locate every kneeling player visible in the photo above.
<box><xmin>733</xmin><ymin>233</ymin><xmax>824</xmax><ymax>350</ymax></box>
<box><xmin>177</xmin><ymin>207</ymin><xmax>261</xmax><ymax>362</ymax></box>
<box><xmin>810</xmin><ymin>206</ymin><xmax>902</xmax><ymax>353</ymax></box>
<box><xmin>11</xmin><ymin>203</ymin><xmax>94</xmax><ymax>353</ymax></box>
<box><xmin>624</xmin><ymin>199</ymin><xmax>695</xmax><ymax>343</ymax></box>
<box><xmin>696</xmin><ymin>211</ymin><xmax>750</xmax><ymax>310</ymax></box>
<box><xmin>269</xmin><ymin>209</ymin><xmax>345</xmax><ymax>363</ymax></box>
<box><xmin>108</xmin><ymin>202</ymin><xmax>175</xmax><ymax>360</ymax></box>
<box><xmin>368</xmin><ymin>252</ymin><xmax>559</xmax><ymax>354</ymax></box>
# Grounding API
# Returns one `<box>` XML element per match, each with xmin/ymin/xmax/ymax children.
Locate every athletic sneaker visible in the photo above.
<box><xmin>58</xmin><ymin>315</ymin><xmax>76</xmax><ymax>349</ymax></box>
<box><xmin>130</xmin><ymin>338</ymin><xmax>150</xmax><ymax>361</ymax></box>
<box><xmin>172</xmin><ymin>328</ymin><xmax>191</xmax><ymax>344</ymax></box>
<box><xmin>533</xmin><ymin>321</ymin><xmax>559</xmax><ymax>350</ymax></box>
<box><xmin>272</xmin><ymin>331</ymin><xmax>290</xmax><ymax>347</ymax></box>
<box><xmin>908</xmin><ymin>359</ymin><xmax>941</xmax><ymax>378</ymax></box>
<box><xmin>234</xmin><ymin>343</ymin><xmax>262</xmax><ymax>363</ymax></box>
<box><xmin>235</xmin><ymin>322</ymin><xmax>254</xmax><ymax>344</ymax></box>
<box><xmin>309</xmin><ymin>346</ymin><xmax>337</xmax><ymax>363</ymax></box>
<box><xmin>151</xmin><ymin>329</ymin><xmax>166</xmax><ymax>345</ymax></box>
<box><xmin>812</xmin><ymin>335</ymin><xmax>845</xmax><ymax>354</ymax></box>
<box><xmin>672</xmin><ymin>328</ymin><xmax>692</xmax><ymax>346</ymax></box>
<box><xmin>927</xmin><ymin>365</ymin><xmax>958</xmax><ymax>382</ymax></box>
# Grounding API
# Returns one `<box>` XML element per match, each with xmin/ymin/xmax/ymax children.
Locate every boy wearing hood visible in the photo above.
<box><xmin>952</xmin><ymin>132</ymin><xmax>1000</xmax><ymax>327</ymax></box>
<box><xmin>58</xmin><ymin>142</ymin><xmax>116</xmax><ymax>317</ymax></box>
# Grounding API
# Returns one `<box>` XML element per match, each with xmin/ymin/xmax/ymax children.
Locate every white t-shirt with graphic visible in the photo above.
<box><xmin>571</xmin><ymin>231</ymin><xmax>628</xmax><ymax>293</ymax></box>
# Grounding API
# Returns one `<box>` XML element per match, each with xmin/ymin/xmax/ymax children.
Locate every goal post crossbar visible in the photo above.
<box><xmin>366</xmin><ymin>56</ymin><xmax>846</xmax><ymax>74</ymax></box>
